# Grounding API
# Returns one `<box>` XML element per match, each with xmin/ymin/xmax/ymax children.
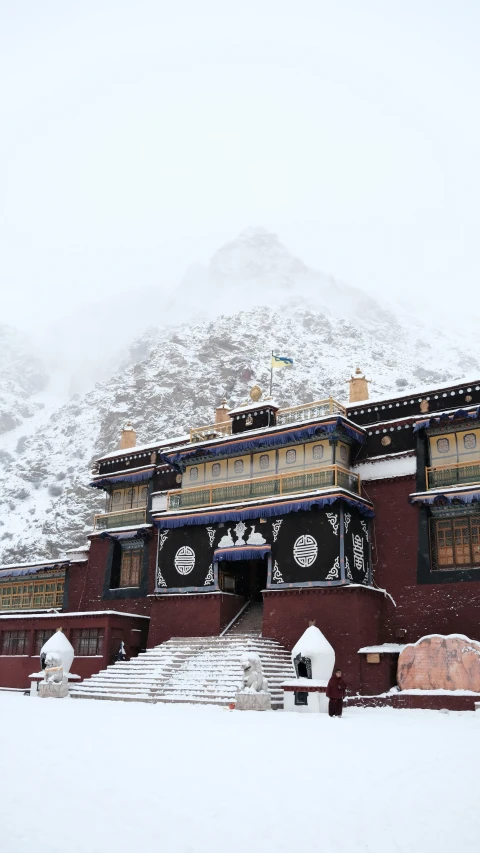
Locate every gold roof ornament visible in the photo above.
<box><xmin>249</xmin><ymin>384</ymin><xmax>262</xmax><ymax>402</ymax></box>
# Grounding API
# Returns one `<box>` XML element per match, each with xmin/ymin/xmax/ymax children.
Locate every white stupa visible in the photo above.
<box><xmin>41</xmin><ymin>628</ymin><xmax>75</xmax><ymax>676</ymax></box>
<box><xmin>291</xmin><ymin>624</ymin><xmax>335</xmax><ymax>680</ymax></box>
<box><xmin>283</xmin><ymin>623</ymin><xmax>335</xmax><ymax>713</ymax></box>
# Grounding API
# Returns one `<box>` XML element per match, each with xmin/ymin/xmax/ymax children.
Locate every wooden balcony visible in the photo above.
<box><xmin>166</xmin><ymin>465</ymin><xmax>360</xmax><ymax>510</ymax></box>
<box><xmin>276</xmin><ymin>398</ymin><xmax>346</xmax><ymax>426</ymax></box>
<box><xmin>188</xmin><ymin>398</ymin><xmax>347</xmax><ymax>443</ymax></box>
<box><xmin>426</xmin><ymin>461</ymin><xmax>480</xmax><ymax>490</ymax></box>
<box><xmin>93</xmin><ymin>507</ymin><xmax>147</xmax><ymax>531</ymax></box>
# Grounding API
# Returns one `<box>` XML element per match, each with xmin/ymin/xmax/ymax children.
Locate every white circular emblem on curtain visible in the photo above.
<box><xmin>293</xmin><ymin>535</ymin><xmax>318</xmax><ymax>568</ymax></box>
<box><xmin>174</xmin><ymin>546</ymin><xmax>195</xmax><ymax>575</ymax></box>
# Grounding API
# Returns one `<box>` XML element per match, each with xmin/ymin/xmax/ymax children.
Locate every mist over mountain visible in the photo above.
<box><xmin>0</xmin><ymin>228</ymin><xmax>478</xmax><ymax>564</ymax></box>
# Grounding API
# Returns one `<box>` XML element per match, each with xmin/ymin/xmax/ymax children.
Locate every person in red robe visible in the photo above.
<box><xmin>326</xmin><ymin>668</ymin><xmax>347</xmax><ymax>717</ymax></box>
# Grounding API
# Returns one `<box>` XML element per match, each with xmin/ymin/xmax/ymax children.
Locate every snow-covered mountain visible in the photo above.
<box><xmin>0</xmin><ymin>228</ymin><xmax>478</xmax><ymax>564</ymax></box>
<box><xmin>0</xmin><ymin>326</ymin><xmax>49</xmax><ymax>435</ymax></box>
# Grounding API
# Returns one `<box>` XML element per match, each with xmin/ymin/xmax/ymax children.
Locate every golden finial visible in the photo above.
<box><xmin>249</xmin><ymin>385</ymin><xmax>262</xmax><ymax>402</ymax></box>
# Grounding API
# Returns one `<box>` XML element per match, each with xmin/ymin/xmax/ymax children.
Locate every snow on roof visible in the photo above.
<box><xmin>228</xmin><ymin>400</ymin><xmax>280</xmax><ymax>415</ymax></box>
<box><xmin>347</xmin><ymin>377</ymin><xmax>480</xmax><ymax>410</ymax></box>
<box><xmin>0</xmin><ymin>558</ymin><xmax>70</xmax><ymax>577</ymax></box>
<box><xmin>0</xmin><ymin>610</ymin><xmax>150</xmax><ymax>620</ymax></box>
<box><xmin>401</xmin><ymin>632</ymin><xmax>480</xmax><ymax>649</ymax></box>
<box><xmin>292</xmin><ymin>624</ymin><xmax>334</xmax><ymax>659</ymax></box>
<box><xmin>91</xmin><ymin>463</ymin><xmax>155</xmax><ymax>481</ymax></box>
<box><xmin>410</xmin><ymin>484</ymin><xmax>480</xmax><ymax>498</ymax></box>
<box><xmin>358</xmin><ymin>644</ymin><xmax>406</xmax><ymax>654</ymax></box>
<box><xmin>155</xmin><ymin>486</ymin><xmax>372</xmax><ymax>519</ymax></box>
<box><xmin>163</xmin><ymin>413</ymin><xmax>366</xmax><ymax>456</ymax></box>
<box><xmin>96</xmin><ymin>435</ymin><xmax>190</xmax><ymax>462</ymax></box>
<box><xmin>89</xmin><ymin>523</ymin><xmax>152</xmax><ymax>537</ymax></box>
<box><xmin>353</xmin><ymin>454</ymin><xmax>416</xmax><ymax>481</ymax></box>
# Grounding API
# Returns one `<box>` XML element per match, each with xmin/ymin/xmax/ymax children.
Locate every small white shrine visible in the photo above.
<box><xmin>29</xmin><ymin>628</ymin><xmax>80</xmax><ymax>698</ymax></box>
<box><xmin>283</xmin><ymin>622</ymin><xmax>335</xmax><ymax>713</ymax></box>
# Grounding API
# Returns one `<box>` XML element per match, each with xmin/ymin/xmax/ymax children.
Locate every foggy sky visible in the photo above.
<box><xmin>1</xmin><ymin>1</ymin><xmax>479</xmax><ymax>333</ymax></box>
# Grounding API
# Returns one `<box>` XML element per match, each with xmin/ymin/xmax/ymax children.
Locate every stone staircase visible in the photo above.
<box><xmin>70</xmin><ymin>634</ymin><xmax>294</xmax><ymax>709</ymax></box>
<box><xmin>227</xmin><ymin>601</ymin><xmax>263</xmax><ymax>636</ymax></box>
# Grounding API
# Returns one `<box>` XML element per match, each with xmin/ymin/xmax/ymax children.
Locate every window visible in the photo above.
<box><xmin>437</xmin><ymin>438</ymin><xmax>450</xmax><ymax>454</ymax></box>
<box><xmin>0</xmin><ymin>577</ymin><xmax>64</xmax><ymax>611</ymax></box>
<box><xmin>339</xmin><ymin>445</ymin><xmax>348</xmax><ymax>463</ymax></box>
<box><xmin>464</xmin><ymin>433</ymin><xmax>477</xmax><ymax>450</ymax></box>
<box><xmin>234</xmin><ymin>459</ymin><xmax>244</xmax><ymax>474</ymax></box>
<box><xmin>294</xmin><ymin>653</ymin><xmax>312</xmax><ymax>679</ymax></box>
<box><xmin>259</xmin><ymin>454</ymin><xmax>270</xmax><ymax>470</ymax></box>
<box><xmin>432</xmin><ymin>516</ymin><xmax>480</xmax><ymax>570</ymax></box>
<box><xmin>212</xmin><ymin>463</ymin><xmax>221</xmax><ymax>478</ymax></box>
<box><xmin>109</xmin><ymin>486</ymin><xmax>148</xmax><ymax>511</ymax></box>
<box><xmin>120</xmin><ymin>543</ymin><xmax>142</xmax><ymax>587</ymax></box>
<box><xmin>34</xmin><ymin>630</ymin><xmax>55</xmax><ymax>656</ymax></box>
<box><xmin>312</xmin><ymin>444</ymin><xmax>324</xmax><ymax>461</ymax></box>
<box><xmin>71</xmin><ymin>628</ymin><xmax>104</xmax><ymax>656</ymax></box>
<box><xmin>189</xmin><ymin>467</ymin><xmax>199</xmax><ymax>481</ymax></box>
<box><xmin>294</xmin><ymin>691</ymin><xmax>308</xmax><ymax>706</ymax></box>
<box><xmin>2</xmin><ymin>630</ymin><xmax>28</xmax><ymax>655</ymax></box>
<box><xmin>286</xmin><ymin>449</ymin><xmax>296</xmax><ymax>464</ymax></box>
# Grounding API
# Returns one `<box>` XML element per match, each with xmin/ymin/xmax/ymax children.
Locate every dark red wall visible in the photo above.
<box><xmin>347</xmin><ymin>693</ymin><xmax>480</xmax><ymax>711</ymax></box>
<box><xmin>262</xmin><ymin>586</ymin><xmax>390</xmax><ymax>694</ymax></box>
<box><xmin>366</xmin><ymin>476</ymin><xmax>480</xmax><ymax>643</ymax></box>
<box><xmin>0</xmin><ymin>612</ymin><xmax>149</xmax><ymax>689</ymax></box>
<box><xmin>148</xmin><ymin>593</ymin><xmax>244</xmax><ymax>647</ymax></box>
<box><xmin>67</xmin><ymin>533</ymin><xmax>156</xmax><ymax>618</ymax></box>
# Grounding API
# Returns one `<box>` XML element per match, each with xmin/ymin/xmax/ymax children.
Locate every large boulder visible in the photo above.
<box><xmin>397</xmin><ymin>634</ymin><xmax>480</xmax><ymax>692</ymax></box>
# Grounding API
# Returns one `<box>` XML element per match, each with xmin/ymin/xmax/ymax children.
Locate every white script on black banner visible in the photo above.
<box><xmin>174</xmin><ymin>546</ymin><xmax>196</xmax><ymax>576</ymax></box>
<box><xmin>352</xmin><ymin>534</ymin><xmax>365</xmax><ymax>574</ymax></box>
<box><xmin>293</xmin><ymin>534</ymin><xmax>318</xmax><ymax>568</ymax></box>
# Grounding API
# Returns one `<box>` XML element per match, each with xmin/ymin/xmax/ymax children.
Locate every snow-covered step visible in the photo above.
<box><xmin>71</xmin><ymin>634</ymin><xmax>295</xmax><ymax>706</ymax></box>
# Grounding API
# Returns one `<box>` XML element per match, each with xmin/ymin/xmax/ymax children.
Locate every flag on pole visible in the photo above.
<box><xmin>271</xmin><ymin>354</ymin><xmax>294</xmax><ymax>369</ymax></box>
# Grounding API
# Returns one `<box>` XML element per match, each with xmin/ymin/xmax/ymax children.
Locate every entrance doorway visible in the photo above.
<box><xmin>218</xmin><ymin>558</ymin><xmax>268</xmax><ymax>601</ymax></box>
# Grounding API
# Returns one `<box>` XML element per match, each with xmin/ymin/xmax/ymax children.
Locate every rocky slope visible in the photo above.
<box><xmin>0</xmin><ymin>228</ymin><xmax>478</xmax><ymax>564</ymax></box>
<box><xmin>0</xmin><ymin>325</ymin><xmax>49</xmax><ymax>436</ymax></box>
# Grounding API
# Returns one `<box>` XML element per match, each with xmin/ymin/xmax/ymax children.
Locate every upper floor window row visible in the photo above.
<box><xmin>430</xmin><ymin>430</ymin><xmax>480</xmax><ymax>466</ymax></box>
<box><xmin>110</xmin><ymin>486</ymin><xmax>148</xmax><ymax>511</ymax></box>
<box><xmin>437</xmin><ymin>434</ymin><xmax>477</xmax><ymax>454</ymax></box>
<box><xmin>183</xmin><ymin>440</ymin><xmax>346</xmax><ymax>487</ymax></box>
<box><xmin>0</xmin><ymin>577</ymin><xmax>64</xmax><ymax>611</ymax></box>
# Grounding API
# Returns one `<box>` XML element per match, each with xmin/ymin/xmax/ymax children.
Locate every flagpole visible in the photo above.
<box><xmin>269</xmin><ymin>350</ymin><xmax>274</xmax><ymax>397</ymax></box>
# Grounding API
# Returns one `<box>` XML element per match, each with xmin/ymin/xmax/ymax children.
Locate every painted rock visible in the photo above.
<box><xmin>397</xmin><ymin>634</ymin><xmax>480</xmax><ymax>692</ymax></box>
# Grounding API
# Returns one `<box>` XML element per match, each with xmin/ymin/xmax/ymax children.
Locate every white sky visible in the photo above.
<box><xmin>1</xmin><ymin>1</ymin><xmax>479</xmax><ymax>331</ymax></box>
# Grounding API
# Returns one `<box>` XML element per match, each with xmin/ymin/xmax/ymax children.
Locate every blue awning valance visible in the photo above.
<box><xmin>90</xmin><ymin>467</ymin><xmax>154</xmax><ymax>489</ymax></box>
<box><xmin>214</xmin><ymin>545</ymin><xmax>271</xmax><ymax>562</ymax></box>
<box><xmin>99</xmin><ymin>529</ymin><xmax>150</xmax><ymax>541</ymax></box>
<box><xmin>410</xmin><ymin>487</ymin><xmax>480</xmax><ymax>507</ymax></box>
<box><xmin>155</xmin><ymin>491</ymin><xmax>374</xmax><ymax>529</ymax></box>
<box><xmin>160</xmin><ymin>419</ymin><xmax>366</xmax><ymax>467</ymax></box>
<box><xmin>413</xmin><ymin>407</ymin><xmax>480</xmax><ymax>433</ymax></box>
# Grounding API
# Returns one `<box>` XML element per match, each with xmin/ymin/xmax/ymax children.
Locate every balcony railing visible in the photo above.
<box><xmin>276</xmin><ymin>398</ymin><xmax>346</xmax><ymax>426</ymax></box>
<box><xmin>426</xmin><ymin>461</ymin><xmax>480</xmax><ymax>490</ymax></box>
<box><xmin>93</xmin><ymin>508</ymin><xmax>147</xmax><ymax>531</ymax></box>
<box><xmin>188</xmin><ymin>398</ymin><xmax>346</xmax><ymax>443</ymax></box>
<box><xmin>190</xmin><ymin>421</ymin><xmax>232</xmax><ymax>443</ymax></box>
<box><xmin>166</xmin><ymin>465</ymin><xmax>360</xmax><ymax>510</ymax></box>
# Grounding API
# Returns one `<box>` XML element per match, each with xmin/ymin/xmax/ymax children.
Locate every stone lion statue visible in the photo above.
<box><xmin>241</xmin><ymin>653</ymin><xmax>269</xmax><ymax>693</ymax></box>
<box><xmin>43</xmin><ymin>652</ymin><xmax>65</xmax><ymax>684</ymax></box>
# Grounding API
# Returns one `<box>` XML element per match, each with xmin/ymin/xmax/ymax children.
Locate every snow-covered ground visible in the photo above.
<box><xmin>1</xmin><ymin>694</ymin><xmax>479</xmax><ymax>853</ymax></box>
